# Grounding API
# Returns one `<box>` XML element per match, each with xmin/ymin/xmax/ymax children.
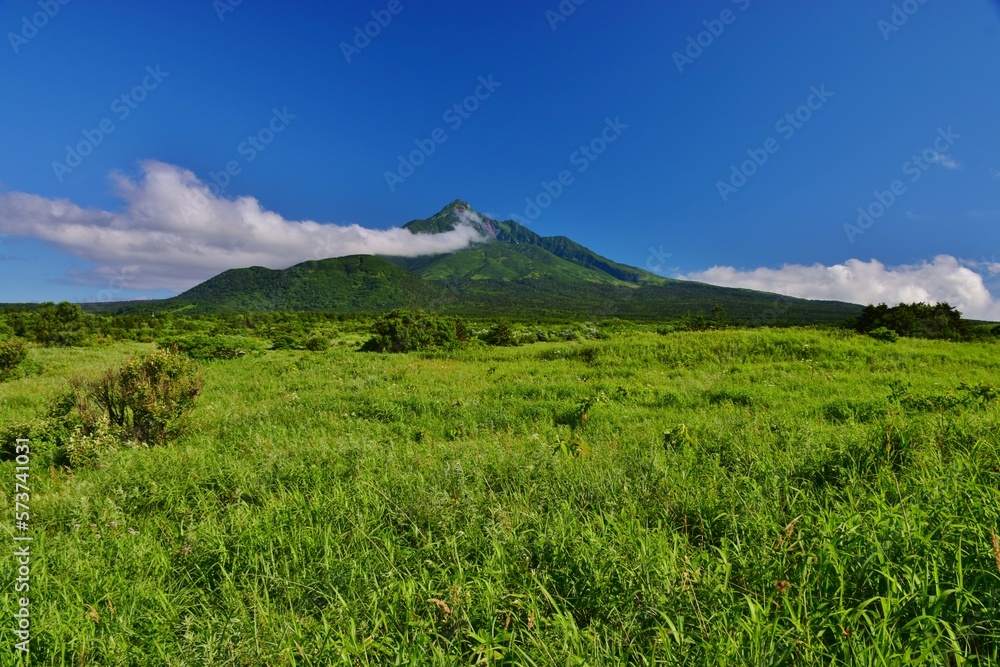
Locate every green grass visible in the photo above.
<box><xmin>2</xmin><ymin>327</ymin><xmax>999</xmax><ymax>665</ymax></box>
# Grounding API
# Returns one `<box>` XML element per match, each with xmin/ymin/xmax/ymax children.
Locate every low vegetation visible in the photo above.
<box><xmin>0</xmin><ymin>322</ymin><xmax>998</xmax><ymax>664</ymax></box>
<box><xmin>360</xmin><ymin>310</ymin><xmax>469</xmax><ymax>353</ymax></box>
<box><xmin>854</xmin><ymin>302</ymin><xmax>972</xmax><ymax>341</ymax></box>
<box><xmin>71</xmin><ymin>349</ymin><xmax>202</xmax><ymax>448</ymax></box>
<box><xmin>159</xmin><ymin>333</ymin><xmax>267</xmax><ymax>360</ymax></box>
<box><xmin>2</xmin><ymin>349</ymin><xmax>202</xmax><ymax>470</ymax></box>
<box><xmin>0</xmin><ymin>337</ymin><xmax>29</xmax><ymax>380</ymax></box>
<box><xmin>479</xmin><ymin>321</ymin><xmax>520</xmax><ymax>347</ymax></box>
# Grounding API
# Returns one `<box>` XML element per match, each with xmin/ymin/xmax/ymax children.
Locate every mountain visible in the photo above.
<box><xmin>399</xmin><ymin>200</ymin><xmax>661</xmax><ymax>285</ymax></box>
<box><xmin>91</xmin><ymin>201</ymin><xmax>863</xmax><ymax>323</ymax></box>
<box><xmin>171</xmin><ymin>255</ymin><xmax>438</xmax><ymax>312</ymax></box>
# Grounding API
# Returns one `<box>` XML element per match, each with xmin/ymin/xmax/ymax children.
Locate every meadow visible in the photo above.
<box><xmin>2</xmin><ymin>324</ymin><xmax>999</xmax><ymax>665</ymax></box>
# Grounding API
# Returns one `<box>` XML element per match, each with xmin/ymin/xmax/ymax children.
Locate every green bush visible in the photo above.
<box><xmin>10</xmin><ymin>301</ymin><xmax>91</xmax><ymax>347</ymax></box>
<box><xmin>270</xmin><ymin>334</ymin><xmax>302</xmax><ymax>350</ymax></box>
<box><xmin>160</xmin><ymin>334</ymin><xmax>266</xmax><ymax>360</ymax></box>
<box><xmin>361</xmin><ymin>311</ymin><xmax>468</xmax><ymax>353</ymax></box>
<box><xmin>63</xmin><ymin>415</ymin><xmax>123</xmax><ymax>470</ymax></box>
<box><xmin>855</xmin><ymin>302</ymin><xmax>969</xmax><ymax>340</ymax></box>
<box><xmin>73</xmin><ymin>349</ymin><xmax>203</xmax><ymax>447</ymax></box>
<box><xmin>0</xmin><ymin>338</ymin><xmax>28</xmax><ymax>380</ymax></box>
<box><xmin>481</xmin><ymin>321</ymin><xmax>520</xmax><ymax>347</ymax></box>
<box><xmin>868</xmin><ymin>327</ymin><xmax>898</xmax><ymax>342</ymax></box>
<box><xmin>0</xmin><ymin>415</ymin><xmax>68</xmax><ymax>469</ymax></box>
<box><xmin>304</xmin><ymin>333</ymin><xmax>330</xmax><ymax>352</ymax></box>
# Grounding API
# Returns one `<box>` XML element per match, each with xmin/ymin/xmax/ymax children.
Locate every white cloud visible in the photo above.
<box><xmin>0</xmin><ymin>161</ymin><xmax>486</xmax><ymax>291</ymax></box>
<box><xmin>963</xmin><ymin>257</ymin><xmax>1000</xmax><ymax>275</ymax></box>
<box><xmin>454</xmin><ymin>207</ymin><xmax>498</xmax><ymax>238</ymax></box>
<box><xmin>929</xmin><ymin>152</ymin><xmax>960</xmax><ymax>170</ymax></box>
<box><xmin>681</xmin><ymin>255</ymin><xmax>1000</xmax><ymax>321</ymax></box>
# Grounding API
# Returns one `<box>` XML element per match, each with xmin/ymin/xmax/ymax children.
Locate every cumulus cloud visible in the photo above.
<box><xmin>681</xmin><ymin>255</ymin><xmax>1000</xmax><ymax>321</ymax></box>
<box><xmin>0</xmin><ymin>161</ymin><xmax>486</xmax><ymax>291</ymax></box>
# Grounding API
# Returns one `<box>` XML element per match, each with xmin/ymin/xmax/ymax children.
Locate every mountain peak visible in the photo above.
<box><xmin>405</xmin><ymin>200</ymin><xmax>498</xmax><ymax>239</ymax></box>
<box><xmin>400</xmin><ymin>202</ymin><xmax>664</xmax><ymax>284</ymax></box>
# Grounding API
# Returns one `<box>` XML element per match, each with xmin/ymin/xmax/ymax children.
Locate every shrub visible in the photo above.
<box><xmin>270</xmin><ymin>334</ymin><xmax>302</xmax><ymax>350</ymax></box>
<box><xmin>73</xmin><ymin>349</ymin><xmax>203</xmax><ymax>447</ymax></box>
<box><xmin>481</xmin><ymin>321</ymin><xmax>520</xmax><ymax>347</ymax></box>
<box><xmin>15</xmin><ymin>301</ymin><xmax>91</xmax><ymax>347</ymax></box>
<box><xmin>63</xmin><ymin>415</ymin><xmax>122</xmax><ymax>469</ymax></box>
<box><xmin>0</xmin><ymin>338</ymin><xmax>28</xmax><ymax>380</ymax></box>
<box><xmin>361</xmin><ymin>311</ymin><xmax>468</xmax><ymax>353</ymax></box>
<box><xmin>304</xmin><ymin>334</ymin><xmax>330</xmax><ymax>352</ymax></box>
<box><xmin>160</xmin><ymin>334</ymin><xmax>266</xmax><ymax>360</ymax></box>
<box><xmin>854</xmin><ymin>302</ymin><xmax>969</xmax><ymax>340</ymax></box>
<box><xmin>868</xmin><ymin>327</ymin><xmax>898</xmax><ymax>342</ymax></box>
<box><xmin>0</xmin><ymin>415</ymin><xmax>68</xmax><ymax>469</ymax></box>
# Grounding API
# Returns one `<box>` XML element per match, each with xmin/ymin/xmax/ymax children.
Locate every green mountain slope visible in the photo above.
<box><xmin>402</xmin><ymin>200</ymin><xmax>663</xmax><ymax>285</ymax></box>
<box><xmin>171</xmin><ymin>255</ymin><xmax>439</xmax><ymax>312</ymax></box>
<box><xmin>388</xmin><ymin>242</ymin><xmax>629</xmax><ymax>286</ymax></box>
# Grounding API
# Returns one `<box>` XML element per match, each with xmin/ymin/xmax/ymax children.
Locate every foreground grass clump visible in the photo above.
<box><xmin>1</xmin><ymin>326</ymin><xmax>998</xmax><ymax>664</ymax></box>
<box><xmin>72</xmin><ymin>348</ymin><xmax>202</xmax><ymax>447</ymax></box>
<box><xmin>2</xmin><ymin>348</ymin><xmax>202</xmax><ymax>470</ymax></box>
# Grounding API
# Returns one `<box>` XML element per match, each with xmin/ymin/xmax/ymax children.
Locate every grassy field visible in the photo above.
<box><xmin>2</xmin><ymin>327</ymin><xmax>1000</xmax><ymax>665</ymax></box>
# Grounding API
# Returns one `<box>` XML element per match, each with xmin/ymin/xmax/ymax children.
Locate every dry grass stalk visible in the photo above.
<box><xmin>990</xmin><ymin>529</ymin><xmax>1000</xmax><ymax>575</ymax></box>
<box><xmin>775</xmin><ymin>516</ymin><xmax>801</xmax><ymax>551</ymax></box>
<box><xmin>428</xmin><ymin>598</ymin><xmax>452</xmax><ymax>615</ymax></box>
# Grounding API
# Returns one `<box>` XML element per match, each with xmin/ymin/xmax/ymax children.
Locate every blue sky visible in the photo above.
<box><xmin>1</xmin><ymin>0</ymin><xmax>998</xmax><ymax>317</ymax></box>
